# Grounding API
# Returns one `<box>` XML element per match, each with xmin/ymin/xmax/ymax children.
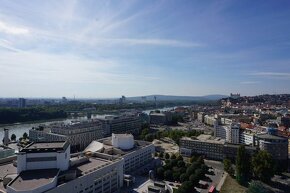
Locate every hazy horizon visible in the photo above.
<box><xmin>1</xmin><ymin>0</ymin><xmax>290</xmax><ymax>98</ymax></box>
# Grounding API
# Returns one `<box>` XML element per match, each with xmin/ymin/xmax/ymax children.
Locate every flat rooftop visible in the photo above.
<box><xmin>98</xmin><ymin>137</ymin><xmax>152</xmax><ymax>156</ymax></box>
<box><xmin>21</xmin><ymin>141</ymin><xmax>68</xmax><ymax>153</ymax></box>
<box><xmin>150</xmin><ymin>113</ymin><xmax>166</xmax><ymax>116</ymax></box>
<box><xmin>197</xmin><ymin>134</ymin><xmax>212</xmax><ymax>141</ymax></box>
<box><xmin>181</xmin><ymin>135</ymin><xmax>225</xmax><ymax>145</ymax></box>
<box><xmin>8</xmin><ymin>169</ymin><xmax>59</xmax><ymax>192</ymax></box>
<box><xmin>256</xmin><ymin>133</ymin><xmax>287</xmax><ymax>141</ymax></box>
<box><xmin>72</xmin><ymin>157</ymin><xmax>111</xmax><ymax>175</ymax></box>
<box><xmin>0</xmin><ymin>162</ymin><xmax>17</xmax><ymax>179</ymax></box>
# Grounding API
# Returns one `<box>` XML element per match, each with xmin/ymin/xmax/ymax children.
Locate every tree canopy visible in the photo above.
<box><xmin>236</xmin><ymin>145</ymin><xmax>251</xmax><ymax>185</ymax></box>
<box><xmin>11</xmin><ymin>134</ymin><xmax>16</xmax><ymax>141</ymax></box>
<box><xmin>251</xmin><ymin>151</ymin><xmax>274</xmax><ymax>183</ymax></box>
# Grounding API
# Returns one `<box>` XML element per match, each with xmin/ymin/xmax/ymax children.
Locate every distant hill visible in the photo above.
<box><xmin>127</xmin><ymin>94</ymin><xmax>228</xmax><ymax>101</ymax></box>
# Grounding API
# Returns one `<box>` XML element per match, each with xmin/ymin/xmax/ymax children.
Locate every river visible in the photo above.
<box><xmin>0</xmin><ymin>106</ymin><xmax>179</xmax><ymax>140</ymax></box>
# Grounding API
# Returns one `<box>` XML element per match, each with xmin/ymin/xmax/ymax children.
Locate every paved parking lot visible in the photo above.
<box><xmin>195</xmin><ymin>160</ymin><xmax>225</xmax><ymax>193</ymax></box>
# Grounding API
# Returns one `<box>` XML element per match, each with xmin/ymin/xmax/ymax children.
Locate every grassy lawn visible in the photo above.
<box><xmin>220</xmin><ymin>175</ymin><xmax>247</xmax><ymax>193</ymax></box>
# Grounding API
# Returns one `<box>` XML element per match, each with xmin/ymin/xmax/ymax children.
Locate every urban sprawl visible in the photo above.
<box><xmin>0</xmin><ymin>94</ymin><xmax>290</xmax><ymax>193</ymax></box>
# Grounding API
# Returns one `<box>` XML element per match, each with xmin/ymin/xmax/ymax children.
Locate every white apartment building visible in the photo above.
<box><xmin>239</xmin><ymin>131</ymin><xmax>255</xmax><ymax>145</ymax></box>
<box><xmin>226</xmin><ymin>124</ymin><xmax>240</xmax><ymax>144</ymax></box>
<box><xmin>204</xmin><ymin>115</ymin><xmax>218</xmax><ymax>127</ymax></box>
<box><xmin>197</xmin><ymin>112</ymin><xmax>205</xmax><ymax>122</ymax></box>
<box><xmin>215</xmin><ymin>124</ymin><xmax>240</xmax><ymax>144</ymax></box>
<box><xmin>220</xmin><ymin>118</ymin><xmax>233</xmax><ymax>125</ymax></box>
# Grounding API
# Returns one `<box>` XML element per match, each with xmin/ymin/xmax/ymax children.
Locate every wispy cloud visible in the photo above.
<box><xmin>89</xmin><ymin>38</ymin><xmax>202</xmax><ymax>47</ymax></box>
<box><xmin>240</xmin><ymin>81</ymin><xmax>260</xmax><ymax>85</ymax></box>
<box><xmin>0</xmin><ymin>39</ymin><xmax>21</xmax><ymax>52</ymax></box>
<box><xmin>249</xmin><ymin>72</ymin><xmax>290</xmax><ymax>80</ymax></box>
<box><xmin>0</xmin><ymin>50</ymin><xmax>159</xmax><ymax>86</ymax></box>
<box><xmin>0</xmin><ymin>20</ymin><xmax>29</xmax><ymax>35</ymax></box>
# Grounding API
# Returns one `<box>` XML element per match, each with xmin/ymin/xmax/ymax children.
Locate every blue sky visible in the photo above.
<box><xmin>0</xmin><ymin>0</ymin><xmax>290</xmax><ymax>98</ymax></box>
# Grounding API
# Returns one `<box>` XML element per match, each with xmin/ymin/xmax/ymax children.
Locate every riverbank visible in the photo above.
<box><xmin>0</xmin><ymin>117</ymin><xmax>68</xmax><ymax>128</ymax></box>
<box><xmin>0</xmin><ymin>105</ymin><xmax>181</xmax><ymax>140</ymax></box>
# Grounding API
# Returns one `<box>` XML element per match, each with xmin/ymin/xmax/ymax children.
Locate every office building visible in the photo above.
<box><xmin>29</xmin><ymin>120</ymin><xmax>103</xmax><ymax>152</ymax></box>
<box><xmin>255</xmin><ymin>133</ymin><xmax>288</xmax><ymax>164</ymax></box>
<box><xmin>149</xmin><ymin>113</ymin><xmax>167</xmax><ymax>125</ymax></box>
<box><xmin>180</xmin><ymin>134</ymin><xmax>257</xmax><ymax>161</ymax></box>
<box><xmin>179</xmin><ymin>135</ymin><xmax>225</xmax><ymax>160</ymax></box>
<box><xmin>223</xmin><ymin>144</ymin><xmax>257</xmax><ymax>162</ymax></box>
<box><xmin>97</xmin><ymin>114</ymin><xmax>141</xmax><ymax>136</ymax></box>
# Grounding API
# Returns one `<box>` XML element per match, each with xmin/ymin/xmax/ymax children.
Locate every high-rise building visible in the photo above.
<box><xmin>18</xmin><ymin>98</ymin><xmax>26</xmax><ymax>108</ymax></box>
<box><xmin>226</xmin><ymin>124</ymin><xmax>240</xmax><ymax>144</ymax></box>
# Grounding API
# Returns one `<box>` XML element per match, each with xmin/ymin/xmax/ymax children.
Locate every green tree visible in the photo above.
<box><xmin>246</xmin><ymin>181</ymin><xmax>272</xmax><ymax>193</ymax></box>
<box><xmin>252</xmin><ymin>151</ymin><xmax>274</xmax><ymax>183</ymax></box>
<box><xmin>173</xmin><ymin>171</ymin><xmax>181</xmax><ymax>181</ymax></box>
<box><xmin>164</xmin><ymin>170</ymin><xmax>173</xmax><ymax>180</ymax></box>
<box><xmin>191</xmin><ymin>162</ymin><xmax>200</xmax><ymax>170</ymax></box>
<box><xmin>201</xmin><ymin>164</ymin><xmax>209</xmax><ymax>174</ymax></box>
<box><xmin>171</xmin><ymin>154</ymin><xmax>176</xmax><ymax>159</ymax></box>
<box><xmin>179</xmin><ymin>173</ymin><xmax>188</xmax><ymax>182</ymax></box>
<box><xmin>159</xmin><ymin>152</ymin><xmax>164</xmax><ymax>158</ymax></box>
<box><xmin>23</xmin><ymin>132</ymin><xmax>28</xmax><ymax>139</ymax></box>
<box><xmin>223</xmin><ymin>159</ymin><xmax>235</xmax><ymax>176</ymax></box>
<box><xmin>177</xmin><ymin>154</ymin><xmax>183</xmax><ymax>161</ymax></box>
<box><xmin>189</xmin><ymin>155</ymin><xmax>196</xmax><ymax>163</ymax></box>
<box><xmin>140</xmin><ymin>128</ymin><xmax>149</xmax><ymax>139</ymax></box>
<box><xmin>144</xmin><ymin>134</ymin><xmax>154</xmax><ymax>142</ymax></box>
<box><xmin>177</xmin><ymin>160</ymin><xmax>185</xmax><ymax>168</ymax></box>
<box><xmin>170</xmin><ymin>159</ymin><xmax>178</xmax><ymax>167</ymax></box>
<box><xmin>11</xmin><ymin>134</ymin><xmax>16</xmax><ymax>141</ymax></box>
<box><xmin>197</xmin><ymin>156</ymin><xmax>204</xmax><ymax>165</ymax></box>
<box><xmin>156</xmin><ymin>167</ymin><xmax>164</xmax><ymax>179</ymax></box>
<box><xmin>236</xmin><ymin>145</ymin><xmax>251</xmax><ymax>185</ymax></box>
<box><xmin>194</xmin><ymin>168</ymin><xmax>204</xmax><ymax>179</ymax></box>
<box><xmin>189</xmin><ymin>173</ymin><xmax>199</xmax><ymax>185</ymax></box>
<box><xmin>176</xmin><ymin>181</ymin><xmax>194</xmax><ymax>193</ymax></box>
<box><xmin>186</xmin><ymin>165</ymin><xmax>195</xmax><ymax>176</ymax></box>
<box><xmin>165</xmin><ymin>153</ymin><xmax>170</xmax><ymax>160</ymax></box>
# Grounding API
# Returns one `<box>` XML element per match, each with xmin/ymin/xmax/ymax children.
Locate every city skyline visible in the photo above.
<box><xmin>1</xmin><ymin>0</ymin><xmax>290</xmax><ymax>98</ymax></box>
